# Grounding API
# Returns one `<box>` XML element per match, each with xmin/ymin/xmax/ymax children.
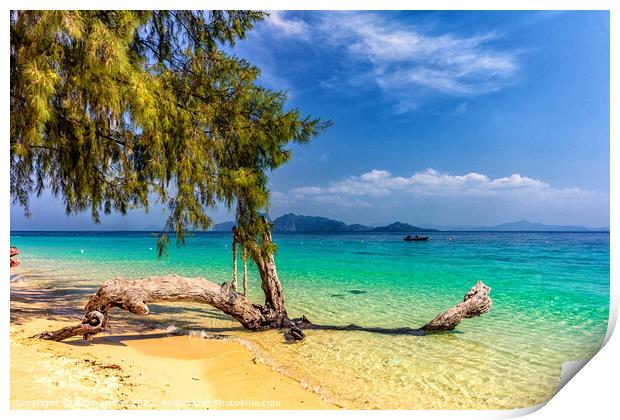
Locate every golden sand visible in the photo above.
<box><xmin>10</xmin><ymin>274</ymin><xmax>337</xmax><ymax>410</ymax></box>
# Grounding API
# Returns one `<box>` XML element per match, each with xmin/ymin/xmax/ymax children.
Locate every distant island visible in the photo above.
<box><xmin>213</xmin><ymin>214</ymin><xmax>437</xmax><ymax>233</ymax></box>
<box><xmin>213</xmin><ymin>215</ymin><xmax>608</xmax><ymax>233</ymax></box>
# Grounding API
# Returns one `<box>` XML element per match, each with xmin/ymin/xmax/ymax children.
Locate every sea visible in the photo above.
<box><xmin>9</xmin><ymin>230</ymin><xmax>610</xmax><ymax>409</ymax></box>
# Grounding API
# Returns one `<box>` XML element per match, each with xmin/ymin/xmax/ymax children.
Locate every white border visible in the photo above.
<box><xmin>2</xmin><ymin>1</ymin><xmax>617</xmax><ymax>419</ymax></box>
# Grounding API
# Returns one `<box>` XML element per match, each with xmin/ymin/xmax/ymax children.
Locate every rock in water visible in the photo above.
<box><xmin>349</xmin><ymin>289</ymin><xmax>367</xmax><ymax>295</ymax></box>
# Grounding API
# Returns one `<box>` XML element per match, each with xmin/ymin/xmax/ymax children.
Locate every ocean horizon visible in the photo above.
<box><xmin>10</xmin><ymin>229</ymin><xmax>610</xmax><ymax>233</ymax></box>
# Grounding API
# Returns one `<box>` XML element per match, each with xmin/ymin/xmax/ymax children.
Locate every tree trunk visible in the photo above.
<box><xmin>232</xmin><ymin>241</ymin><xmax>238</xmax><ymax>291</ymax></box>
<box><xmin>34</xmin><ymin>274</ymin><xmax>269</xmax><ymax>341</ymax></box>
<box><xmin>34</xmin><ymin>275</ymin><xmax>491</xmax><ymax>342</ymax></box>
<box><xmin>234</xmin><ymin>217</ymin><xmax>291</xmax><ymax>327</ymax></box>
<box><xmin>242</xmin><ymin>247</ymin><xmax>248</xmax><ymax>296</ymax></box>
<box><xmin>254</xmin><ymin>248</ymin><xmax>289</xmax><ymax>324</ymax></box>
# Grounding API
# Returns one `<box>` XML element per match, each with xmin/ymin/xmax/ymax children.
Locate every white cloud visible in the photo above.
<box><xmin>285</xmin><ymin>168</ymin><xmax>597</xmax><ymax>200</ymax></box>
<box><xmin>318</xmin><ymin>12</ymin><xmax>519</xmax><ymax>99</ymax></box>
<box><xmin>264</xmin><ymin>11</ymin><xmax>310</xmax><ymax>39</ymax></box>
<box><xmin>257</xmin><ymin>11</ymin><xmax>522</xmax><ymax>113</ymax></box>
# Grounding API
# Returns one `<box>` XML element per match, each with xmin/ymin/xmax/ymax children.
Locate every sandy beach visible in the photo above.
<box><xmin>10</xmin><ymin>270</ymin><xmax>337</xmax><ymax>410</ymax></box>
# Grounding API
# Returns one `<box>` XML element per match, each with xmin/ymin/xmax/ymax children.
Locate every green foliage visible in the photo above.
<box><xmin>10</xmin><ymin>11</ymin><xmax>330</xmax><ymax>253</ymax></box>
<box><xmin>156</xmin><ymin>232</ymin><xmax>170</xmax><ymax>258</ymax></box>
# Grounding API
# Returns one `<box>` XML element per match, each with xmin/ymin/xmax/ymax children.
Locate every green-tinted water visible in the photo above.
<box><xmin>10</xmin><ymin>231</ymin><xmax>609</xmax><ymax>409</ymax></box>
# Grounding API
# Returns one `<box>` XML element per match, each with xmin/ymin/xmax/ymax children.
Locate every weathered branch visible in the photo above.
<box><xmin>34</xmin><ymin>311</ymin><xmax>106</xmax><ymax>341</ymax></box>
<box><xmin>34</xmin><ymin>274</ymin><xmax>272</xmax><ymax>341</ymax></box>
<box><xmin>421</xmin><ymin>280</ymin><xmax>492</xmax><ymax>331</ymax></box>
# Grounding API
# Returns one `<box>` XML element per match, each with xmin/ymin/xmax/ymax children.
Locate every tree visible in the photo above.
<box><xmin>11</xmin><ymin>10</ymin><xmax>327</xmax><ymax>329</ymax></box>
<box><xmin>11</xmin><ymin>11</ymin><xmax>492</xmax><ymax>341</ymax></box>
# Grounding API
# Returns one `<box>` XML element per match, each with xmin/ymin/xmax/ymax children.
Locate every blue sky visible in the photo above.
<box><xmin>11</xmin><ymin>10</ymin><xmax>610</xmax><ymax>230</ymax></box>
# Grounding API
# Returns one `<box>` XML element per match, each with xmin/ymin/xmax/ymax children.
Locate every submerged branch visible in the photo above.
<box><xmin>286</xmin><ymin>281</ymin><xmax>492</xmax><ymax>340</ymax></box>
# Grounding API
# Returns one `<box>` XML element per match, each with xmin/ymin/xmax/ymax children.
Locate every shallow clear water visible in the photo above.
<box><xmin>10</xmin><ymin>231</ymin><xmax>609</xmax><ymax>409</ymax></box>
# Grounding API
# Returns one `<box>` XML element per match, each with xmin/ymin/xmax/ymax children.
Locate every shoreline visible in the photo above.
<box><xmin>10</xmin><ymin>270</ymin><xmax>338</xmax><ymax>410</ymax></box>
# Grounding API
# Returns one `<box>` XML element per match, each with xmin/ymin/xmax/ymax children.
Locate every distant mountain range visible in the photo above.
<box><xmin>423</xmin><ymin>219</ymin><xmax>608</xmax><ymax>232</ymax></box>
<box><xmin>213</xmin><ymin>214</ymin><xmax>437</xmax><ymax>233</ymax></box>
<box><xmin>212</xmin><ymin>215</ymin><xmax>607</xmax><ymax>233</ymax></box>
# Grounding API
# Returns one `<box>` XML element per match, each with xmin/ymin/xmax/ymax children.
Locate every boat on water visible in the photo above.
<box><xmin>404</xmin><ymin>235</ymin><xmax>429</xmax><ymax>242</ymax></box>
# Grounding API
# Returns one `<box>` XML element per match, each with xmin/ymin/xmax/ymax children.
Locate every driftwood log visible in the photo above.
<box><xmin>422</xmin><ymin>280</ymin><xmax>492</xmax><ymax>331</ymax></box>
<box><xmin>34</xmin><ymin>274</ymin><xmax>491</xmax><ymax>342</ymax></box>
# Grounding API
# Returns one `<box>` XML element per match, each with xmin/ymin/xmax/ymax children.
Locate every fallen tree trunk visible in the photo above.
<box><xmin>34</xmin><ymin>275</ymin><xmax>491</xmax><ymax>342</ymax></box>
<box><xmin>34</xmin><ymin>274</ymin><xmax>276</xmax><ymax>341</ymax></box>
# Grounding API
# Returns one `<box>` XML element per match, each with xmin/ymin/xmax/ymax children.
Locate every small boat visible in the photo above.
<box><xmin>404</xmin><ymin>235</ymin><xmax>429</xmax><ymax>242</ymax></box>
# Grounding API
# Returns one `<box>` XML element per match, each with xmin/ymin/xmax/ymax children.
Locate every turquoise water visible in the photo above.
<box><xmin>10</xmin><ymin>231</ymin><xmax>610</xmax><ymax>409</ymax></box>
